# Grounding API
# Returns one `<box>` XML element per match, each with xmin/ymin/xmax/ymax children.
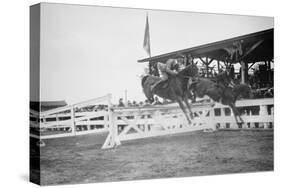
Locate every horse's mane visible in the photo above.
<box><xmin>178</xmin><ymin>64</ymin><xmax>199</xmax><ymax>78</ymax></box>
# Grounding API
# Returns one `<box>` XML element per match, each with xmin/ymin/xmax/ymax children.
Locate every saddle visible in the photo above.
<box><xmin>151</xmin><ymin>79</ymin><xmax>169</xmax><ymax>92</ymax></box>
<box><xmin>157</xmin><ymin>80</ymin><xmax>169</xmax><ymax>89</ymax></box>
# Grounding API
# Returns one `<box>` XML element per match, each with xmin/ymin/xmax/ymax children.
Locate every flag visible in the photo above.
<box><xmin>143</xmin><ymin>14</ymin><xmax>151</xmax><ymax>57</ymax></box>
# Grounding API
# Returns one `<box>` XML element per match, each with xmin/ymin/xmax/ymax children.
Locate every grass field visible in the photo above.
<box><xmin>31</xmin><ymin>130</ymin><xmax>273</xmax><ymax>185</ymax></box>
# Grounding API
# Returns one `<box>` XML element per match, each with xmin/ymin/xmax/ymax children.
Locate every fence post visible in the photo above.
<box><xmin>70</xmin><ymin>105</ymin><xmax>76</xmax><ymax>136</ymax></box>
<box><xmin>209</xmin><ymin>106</ymin><xmax>216</xmax><ymax>131</ymax></box>
<box><xmin>260</xmin><ymin>105</ymin><xmax>268</xmax><ymax>129</ymax></box>
<box><xmin>249</xmin><ymin>110</ymin><xmax>254</xmax><ymax>128</ymax></box>
<box><xmin>102</xmin><ymin>95</ymin><xmax>121</xmax><ymax>149</ymax></box>
<box><xmin>220</xmin><ymin>107</ymin><xmax>226</xmax><ymax>129</ymax></box>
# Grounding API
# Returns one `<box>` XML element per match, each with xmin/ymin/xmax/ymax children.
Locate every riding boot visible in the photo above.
<box><xmin>151</xmin><ymin>80</ymin><xmax>163</xmax><ymax>91</ymax></box>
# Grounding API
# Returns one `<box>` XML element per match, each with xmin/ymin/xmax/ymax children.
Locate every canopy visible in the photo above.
<box><xmin>138</xmin><ymin>29</ymin><xmax>273</xmax><ymax>64</ymax></box>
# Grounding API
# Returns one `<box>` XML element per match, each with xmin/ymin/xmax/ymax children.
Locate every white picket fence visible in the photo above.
<box><xmin>30</xmin><ymin>94</ymin><xmax>112</xmax><ymax>139</ymax></box>
<box><xmin>213</xmin><ymin>98</ymin><xmax>274</xmax><ymax>130</ymax></box>
<box><xmin>30</xmin><ymin>94</ymin><xmax>273</xmax><ymax>149</ymax></box>
<box><xmin>101</xmin><ymin>102</ymin><xmax>216</xmax><ymax>149</ymax></box>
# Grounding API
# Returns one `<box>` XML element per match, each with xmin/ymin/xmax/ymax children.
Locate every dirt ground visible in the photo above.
<box><xmin>34</xmin><ymin>130</ymin><xmax>273</xmax><ymax>185</ymax></box>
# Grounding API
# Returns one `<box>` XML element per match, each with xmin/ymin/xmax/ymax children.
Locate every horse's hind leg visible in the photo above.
<box><xmin>176</xmin><ymin>98</ymin><xmax>192</xmax><ymax>124</ymax></box>
<box><xmin>183</xmin><ymin>94</ymin><xmax>194</xmax><ymax>119</ymax></box>
<box><xmin>230</xmin><ymin>103</ymin><xmax>244</xmax><ymax>126</ymax></box>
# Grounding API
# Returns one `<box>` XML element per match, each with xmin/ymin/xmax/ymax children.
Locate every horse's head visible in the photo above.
<box><xmin>233</xmin><ymin>84</ymin><xmax>253</xmax><ymax>100</ymax></box>
<box><xmin>178</xmin><ymin>64</ymin><xmax>199</xmax><ymax>79</ymax></box>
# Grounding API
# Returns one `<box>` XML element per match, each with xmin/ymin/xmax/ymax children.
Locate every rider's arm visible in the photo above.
<box><xmin>165</xmin><ymin>67</ymin><xmax>177</xmax><ymax>76</ymax></box>
<box><xmin>165</xmin><ymin>59</ymin><xmax>177</xmax><ymax>75</ymax></box>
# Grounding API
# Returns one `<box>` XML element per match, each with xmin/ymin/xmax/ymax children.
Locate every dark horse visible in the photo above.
<box><xmin>190</xmin><ymin>78</ymin><xmax>252</xmax><ymax>125</ymax></box>
<box><xmin>141</xmin><ymin>65</ymin><xmax>199</xmax><ymax>124</ymax></box>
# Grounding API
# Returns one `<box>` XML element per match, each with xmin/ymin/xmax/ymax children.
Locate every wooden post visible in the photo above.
<box><xmin>241</xmin><ymin>61</ymin><xmax>245</xmax><ymax>84</ymax></box>
<box><xmin>102</xmin><ymin>96</ymin><xmax>121</xmax><ymax>149</ymax></box>
<box><xmin>70</xmin><ymin>106</ymin><xmax>76</xmax><ymax>135</ymax></box>
<box><xmin>221</xmin><ymin>107</ymin><xmax>226</xmax><ymax>129</ymax></box>
<box><xmin>260</xmin><ymin>105</ymin><xmax>269</xmax><ymax>129</ymax></box>
<box><xmin>245</xmin><ymin>61</ymin><xmax>248</xmax><ymax>83</ymax></box>
<box><xmin>206</xmin><ymin>57</ymin><xmax>209</xmax><ymax>77</ymax></box>
<box><xmin>111</xmin><ymin>112</ymin><xmax>121</xmax><ymax>145</ymax></box>
<box><xmin>41</xmin><ymin>116</ymin><xmax>46</xmax><ymax>132</ymax></box>
<box><xmin>209</xmin><ymin>107</ymin><xmax>216</xmax><ymax>131</ymax></box>
<box><xmin>267</xmin><ymin>61</ymin><xmax>271</xmax><ymax>84</ymax></box>
<box><xmin>217</xmin><ymin>60</ymin><xmax>220</xmax><ymax>73</ymax></box>
<box><xmin>249</xmin><ymin>110</ymin><xmax>254</xmax><ymax>128</ymax></box>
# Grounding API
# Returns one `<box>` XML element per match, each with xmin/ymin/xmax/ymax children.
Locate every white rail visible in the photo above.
<box><xmin>30</xmin><ymin>94</ymin><xmax>112</xmax><ymax>140</ymax></box>
<box><xmin>30</xmin><ymin>96</ymin><xmax>274</xmax><ymax>149</ymax></box>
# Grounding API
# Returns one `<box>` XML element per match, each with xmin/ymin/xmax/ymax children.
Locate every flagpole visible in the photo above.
<box><xmin>147</xmin><ymin>13</ymin><xmax>151</xmax><ymax>58</ymax></box>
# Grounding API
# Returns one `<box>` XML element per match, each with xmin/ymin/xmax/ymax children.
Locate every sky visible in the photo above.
<box><xmin>37</xmin><ymin>3</ymin><xmax>273</xmax><ymax>104</ymax></box>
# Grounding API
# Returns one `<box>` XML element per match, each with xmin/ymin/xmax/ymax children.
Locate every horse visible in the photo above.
<box><xmin>141</xmin><ymin>64</ymin><xmax>199</xmax><ymax>124</ymax></box>
<box><xmin>189</xmin><ymin>78</ymin><xmax>252</xmax><ymax>125</ymax></box>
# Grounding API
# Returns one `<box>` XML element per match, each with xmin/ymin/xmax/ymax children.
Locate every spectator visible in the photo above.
<box><xmin>186</xmin><ymin>54</ymin><xmax>193</xmax><ymax>66</ymax></box>
<box><xmin>132</xmin><ymin>100</ymin><xmax>138</xmax><ymax>107</ymax></box>
<box><xmin>118</xmin><ymin>98</ymin><xmax>125</xmax><ymax>107</ymax></box>
<box><xmin>144</xmin><ymin>99</ymin><xmax>151</xmax><ymax>107</ymax></box>
<box><xmin>127</xmin><ymin>100</ymin><xmax>132</xmax><ymax>107</ymax></box>
<box><xmin>264</xmin><ymin>88</ymin><xmax>273</xmax><ymax>98</ymax></box>
<box><xmin>139</xmin><ymin>101</ymin><xmax>144</xmax><ymax>107</ymax></box>
<box><xmin>213</xmin><ymin>72</ymin><xmax>218</xmax><ymax>77</ymax></box>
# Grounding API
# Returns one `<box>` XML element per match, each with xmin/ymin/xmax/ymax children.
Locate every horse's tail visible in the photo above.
<box><xmin>141</xmin><ymin>75</ymin><xmax>149</xmax><ymax>88</ymax></box>
<box><xmin>141</xmin><ymin>75</ymin><xmax>154</xmax><ymax>103</ymax></box>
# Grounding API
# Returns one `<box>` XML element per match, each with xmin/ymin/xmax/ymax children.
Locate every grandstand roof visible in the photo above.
<box><xmin>30</xmin><ymin>101</ymin><xmax>68</xmax><ymax>112</ymax></box>
<box><xmin>138</xmin><ymin>28</ymin><xmax>273</xmax><ymax>64</ymax></box>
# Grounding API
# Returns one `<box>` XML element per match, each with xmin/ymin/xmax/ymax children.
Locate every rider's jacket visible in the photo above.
<box><xmin>157</xmin><ymin>59</ymin><xmax>178</xmax><ymax>77</ymax></box>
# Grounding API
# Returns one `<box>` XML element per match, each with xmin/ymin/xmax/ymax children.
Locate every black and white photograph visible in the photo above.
<box><xmin>29</xmin><ymin>3</ymin><xmax>273</xmax><ymax>186</ymax></box>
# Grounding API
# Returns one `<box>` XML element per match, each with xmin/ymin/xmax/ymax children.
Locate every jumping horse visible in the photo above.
<box><xmin>141</xmin><ymin>64</ymin><xmax>199</xmax><ymax>124</ymax></box>
<box><xmin>189</xmin><ymin>78</ymin><xmax>252</xmax><ymax>125</ymax></box>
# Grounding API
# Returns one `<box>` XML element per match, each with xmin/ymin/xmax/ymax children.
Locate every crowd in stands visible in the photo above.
<box><xmin>75</xmin><ymin>104</ymin><xmax>108</xmax><ymax>112</ymax></box>
<box><xmin>116</xmin><ymin>97</ymin><xmax>171</xmax><ymax>108</ymax></box>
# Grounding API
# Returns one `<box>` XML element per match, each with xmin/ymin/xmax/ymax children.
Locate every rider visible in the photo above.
<box><xmin>150</xmin><ymin>53</ymin><xmax>185</xmax><ymax>91</ymax></box>
<box><xmin>186</xmin><ymin>54</ymin><xmax>193</xmax><ymax>66</ymax></box>
<box><xmin>216</xmin><ymin>66</ymin><xmax>235</xmax><ymax>89</ymax></box>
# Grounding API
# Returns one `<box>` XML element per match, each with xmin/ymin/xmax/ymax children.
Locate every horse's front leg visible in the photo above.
<box><xmin>176</xmin><ymin>97</ymin><xmax>192</xmax><ymax>124</ymax></box>
<box><xmin>183</xmin><ymin>94</ymin><xmax>194</xmax><ymax>119</ymax></box>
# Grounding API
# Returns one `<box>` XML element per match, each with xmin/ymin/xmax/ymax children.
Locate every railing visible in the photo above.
<box><xmin>213</xmin><ymin>98</ymin><xmax>273</xmax><ymax>129</ymax></box>
<box><xmin>101</xmin><ymin>102</ymin><xmax>216</xmax><ymax>149</ymax></box>
<box><xmin>30</xmin><ymin>94</ymin><xmax>112</xmax><ymax>139</ymax></box>
<box><xmin>30</xmin><ymin>96</ymin><xmax>274</xmax><ymax>149</ymax></box>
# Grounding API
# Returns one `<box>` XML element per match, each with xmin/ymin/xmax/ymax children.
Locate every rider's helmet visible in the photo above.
<box><xmin>175</xmin><ymin>53</ymin><xmax>185</xmax><ymax>65</ymax></box>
